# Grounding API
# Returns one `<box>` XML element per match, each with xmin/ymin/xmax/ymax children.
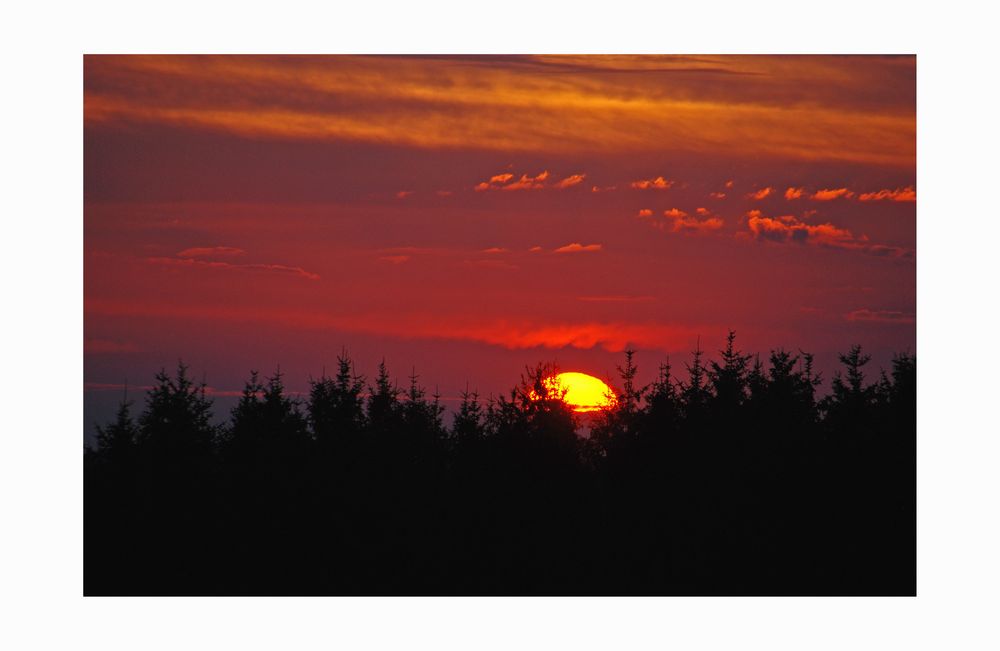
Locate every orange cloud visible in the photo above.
<box><xmin>528</xmin><ymin>245</ymin><xmax>543</xmax><ymax>252</ymax></box>
<box><xmin>637</xmin><ymin>208</ymin><xmax>654</xmax><ymax>217</ymax></box>
<box><xmin>554</xmin><ymin>242</ymin><xmax>602</xmax><ymax>253</ymax></box>
<box><xmin>555</xmin><ymin>173</ymin><xmax>586</xmax><ymax>189</ymax></box>
<box><xmin>811</xmin><ymin>188</ymin><xmax>855</xmax><ymax>201</ymax></box>
<box><xmin>743</xmin><ymin>210</ymin><xmax>911</xmax><ymax>258</ymax></box>
<box><xmin>746</xmin><ymin>187</ymin><xmax>773</xmax><ymax>200</ymax></box>
<box><xmin>481</xmin><ymin>247</ymin><xmax>508</xmax><ymax>254</ymax></box>
<box><xmin>709</xmin><ymin>191</ymin><xmax>726</xmax><ymax>199</ymax></box>
<box><xmin>502</xmin><ymin>170</ymin><xmax>550</xmax><ymax>191</ymax></box>
<box><xmin>475</xmin><ymin>172</ymin><xmax>517</xmax><ymax>191</ymax></box>
<box><xmin>148</xmin><ymin>256</ymin><xmax>321</xmax><ymax>279</ymax></box>
<box><xmin>85</xmin><ymin>56</ymin><xmax>915</xmax><ymax>167</ymax></box>
<box><xmin>176</xmin><ymin>246</ymin><xmax>245</xmax><ymax>258</ymax></box>
<box><xmin>858</xmin><ymin>186</ymin><xmax>916</xmax><ymax>202</ymax></box>
<box><xmin>87</xmin><ymin>297</ymin><xmax>703</xmax><ymax>353</ymax></box>
<box><xmin>396</xmin><ymin>190</ymin><xmax>414</xmax><ymax>199</ymax></box>
<box><xmin>640</xmin><ymin>207</ymin><xmax>724</xmax><ymax>235</ymax></box>
<box><xmin>784</xmin><ymin>187</ymin><xmax>805</xmax><ymax>200</ymax></box>
<box><xmin>591</xmin><ymin>185</ymin><xmax>616</xmax><ymax>193</ymax></box>
<box><xmin>630</xmin><ymin>176</ymin><xmax>674</xmax><ymax>190</ymax></box>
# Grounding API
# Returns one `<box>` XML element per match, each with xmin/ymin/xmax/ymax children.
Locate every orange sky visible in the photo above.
<box><xmin>84</xmin><ymin>55</ymin><xmax>915</xmax><ymax>431</ymax></box>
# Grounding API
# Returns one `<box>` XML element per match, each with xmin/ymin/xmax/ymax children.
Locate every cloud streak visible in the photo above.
<box><xmin>148</xmin><ymin>256</ymin><xmax>321</xmax><ymax>280</ymax></box>
<box><xmin>554</xmin><ymin>242</ymin><xmax>602</xmax><ymax>253</ymax></box>
<box><xmin>743</xmin><ymin>210</ymin><xmax>912</xmax><ymax>258</ymax></box>
<box><xmin>639</xmin><ymin>207</ymin><xmax>724</xmax><ymax>235</ymax></box>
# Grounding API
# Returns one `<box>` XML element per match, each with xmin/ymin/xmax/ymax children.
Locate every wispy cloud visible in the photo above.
<box><xmin>743</xmin><ymin>210</ymin><xmax>912</xmax><ymax>258</ymax></box>
<box><xmin>630</xmin><ymin>176</ymin><xmax>675</xmax><ymax>190</ymax></box>
<box><xmin>811</xmin><ymin>187</ymin><xmax>855</xmax><ymax>201</ymax></box>
<box><xmin>86</xmin><ymin>298</ymin><xmax>712</xmax><ymax>353</ymax></box>
<box><xmin>784</xmin><ymin>187</ymin><xmax>805</xmax><ymax>200</ymax></box>
<box><xmin>858</xmin><ymin>186</ymin><xmax>916</xmax><ymax>202</ymax></box>
<box><xmin>846</xmin><ymin>308</ymin><xmax>915</xmax><ymax>323</ymax></box>
<box><xmin>502</xmin><ymin>170</ymin><xmax>549</xmax><ymax>191</ymax></box>
<box><xmin>555</xmin><ymin>173</ymin><xmax>586</xmax><ymax>189</ymax></box>
<box><xmin>176</xmin><ymin>246</ymin><xmax>245</xmax><ymax>258</ymax></box>
<box><xmin>148</xmin><ymin>256</ymin><xmax>321</xmax><ymax>280</ymax></box>
<box><xmin>474</xmin><ymin>170</ymin><xmax>548</xmax><ymax>191</ymax></box>
<box><xmin>746</xmin><ymin>187</ymin><xmax>773</xmax><ymax>200</ymax></box>
<box><xmin>639</xmin><ymin>207</ymin><xmax>724</xmax><ymax>235</ymax></box>
<box><xmin>554</xmin><ymin>242</ymin><xmax>602</xmax><ymax>253</ymax></box>
<box><xmin>85</xmin><ymin>55</ymin><xmax>915</xmax><ymax>166</ymax></box>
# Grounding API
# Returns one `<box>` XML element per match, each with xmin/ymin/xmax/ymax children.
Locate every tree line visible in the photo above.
<box><xmin>85</xmin><ymin>332</ymin><xmax>915</xmax><ymax>595</ymax></box>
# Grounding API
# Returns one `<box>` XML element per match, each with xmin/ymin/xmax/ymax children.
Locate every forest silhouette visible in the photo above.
<box><xmin>84</xmin><ymin>332</ymin><xmax>916</xmax><ymax>595</ymax></box>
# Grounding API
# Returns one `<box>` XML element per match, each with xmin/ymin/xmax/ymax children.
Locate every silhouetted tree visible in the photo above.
<box><xmin>452</xmin><ymin>385</ymin><xmax>485</xmax><ymax>442</ymax></box>
<box><xmin>308</xmin><ymin>351</ymin><xmax>366</xmax><ymax>448</ymax></box>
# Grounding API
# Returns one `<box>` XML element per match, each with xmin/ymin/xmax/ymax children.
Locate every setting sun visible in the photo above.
<box><xmin>544</xmin><ymin>372</ymin><xmax>618</xmax><ymax>413</ymax></box>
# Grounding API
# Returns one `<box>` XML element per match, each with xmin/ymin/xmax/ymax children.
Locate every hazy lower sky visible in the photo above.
<box><xmin>84</xmin><ymin>55</ymin><xmax>915</xmax><ymax>435</ymax></box>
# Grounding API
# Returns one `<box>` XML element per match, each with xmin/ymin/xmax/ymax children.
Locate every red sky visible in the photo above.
<box><xmin>84</xmin><ymin>55</ymin><xmax>915</xmax><ymax>432</ymax></box>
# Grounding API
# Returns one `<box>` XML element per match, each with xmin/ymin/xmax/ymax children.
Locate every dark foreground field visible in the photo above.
<box><xmin>85</xmin><ymin>336</ymin><xmax>915</xmax><ymax>595</ymax></box>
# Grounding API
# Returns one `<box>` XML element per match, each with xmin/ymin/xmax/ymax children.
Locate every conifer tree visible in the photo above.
<box><xmin>308</xmin><ymin>351</ymin><xmax>366</xmax><ymax>446</ymax></box>
<box><xmin>94</xmin><ymin>396</ymin><xmax>139</xmax><ymax>465</ymax></box>
<box><xmin>709</xmin><ymin>330</ymin><xmax>752</xmax><ymax>413</ymax></box>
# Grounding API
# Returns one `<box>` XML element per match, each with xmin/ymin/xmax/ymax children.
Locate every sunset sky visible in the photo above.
<box><xmin>84</xmin><ymin>55</ymin><xmax>915</xmax><ymax>434</ymax></box>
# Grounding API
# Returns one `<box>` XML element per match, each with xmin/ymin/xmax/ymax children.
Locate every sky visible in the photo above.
<box><xmin>84</xmin><ymin>54</ymin><xmax>915</xmax><ymax>436</ymax></box>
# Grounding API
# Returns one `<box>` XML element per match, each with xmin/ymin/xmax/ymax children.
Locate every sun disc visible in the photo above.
<box><xmin>544</xmin><ymin>372</ymin><xmax>617</xmax><ymax>413</ymax></box>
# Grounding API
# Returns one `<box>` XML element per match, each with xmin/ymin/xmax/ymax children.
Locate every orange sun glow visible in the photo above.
<box><xmin>543</xmin><ymin>372</ymin><xmax>618</xmax><ymax>413</ymax></box>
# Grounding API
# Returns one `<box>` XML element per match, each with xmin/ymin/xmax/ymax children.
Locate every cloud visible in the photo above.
<box><xmin>528</xmin><ymin>245</ymin><xmax>543</xmax><ymax>252</ymax></box>
<box><xmin>591</xmin><ymin>185</ymin><xmax>617</xmax><ymax>193</ymax></box>
<box><xmin>502</xmin><ymin>170</ymin><xmax>549</xmax><ymax>191</ymax></box>
<box><xmin>435</xmin><ymin>190</ymin><xmax>453</xmax><ymax>197</ymax></box>
<box><xmin>87</xmin><ymin>298</ymin><xmax>713</xmax><ymax>354</ymax></box>
<box><xmin>743</xmin><ymin>210</ymin><xmax>912</xmax><ymax>258</ymax></box>
<box><xmin>630</xmin><ymin>176</ymin><xmax>675</xmax><ymax>190</ymax></box>
<box><xmin>845</xmin><ymin>308</ymin><xmax>915</xmax><ymax>324</ymax></box>
<box><xmin>396</xmin><ymin>190</ymin><xmax>414</xmax><ymax>199</ymax></box>
<box><xmin>475</xmin><ymin>172</ymin><xmax>515</xmax><ymax>191</ymax></box>
<box><xmin>148</xmin><ymin>256</ymin><xmax>321</xmax><ymax>280</ymax></box>
<box><xmin>481</xmin><ymin>247</ymin><xmax>508</xmax><ymax>254</ymax></box>
<box><xmin>746</xmin><ymin>187</ymin><xmax>773</xmax><ymax>200</ymax></box>
<box><xmin>811</xmin><ymin>187</ymin><xmax>855</xmax><ymax>201</ymax></box>
<box><xmin>85</xmin><ymin>56</ymin><xmax>915</xmax><ymax>166</ymax></box>
<box><xmin>858</xmin><ymin>186</ymin><xmax>916</xmax><ymax>202</ymax></box>
<box><xmin>378</xmin><ymin>255</ymin><xmax>410</xmax><ymax>264</ymax></box>
<box><xmin>176</xmin><ymin>246</ymin><xmax>246</xmax><ymax>258</ymax></box>
<box><xmin>554</xmin><ymin>242</ymin><xmax>602</xmax><ymax>253</ymax></box>
<box><xmin>475</xmin><ymin>170</ymin><xmax>548</xmax><ymax>191</ymax></box>
<box><xmin>639</xmin><ymin>207</ymin><xmax>724</xmax><ymax>235</ymax></box>
<box><xmin>637</xmin><ymin>208</ymin><xmax>654</xmax><ymax>217</ymax></box>
<box><xmin>784</xmin><ymin>187</ymin><xmax>805</xmax><ymax>200</ymax></box>
<box><xmin>709</xmin><ymin>191</ymin><xmax>726</xmax><ymax>199</ymax></box>
<box><xmin>555</xmin><ymin>173</ymin><xmax>586</xmax><ymax>189</ymax></box>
